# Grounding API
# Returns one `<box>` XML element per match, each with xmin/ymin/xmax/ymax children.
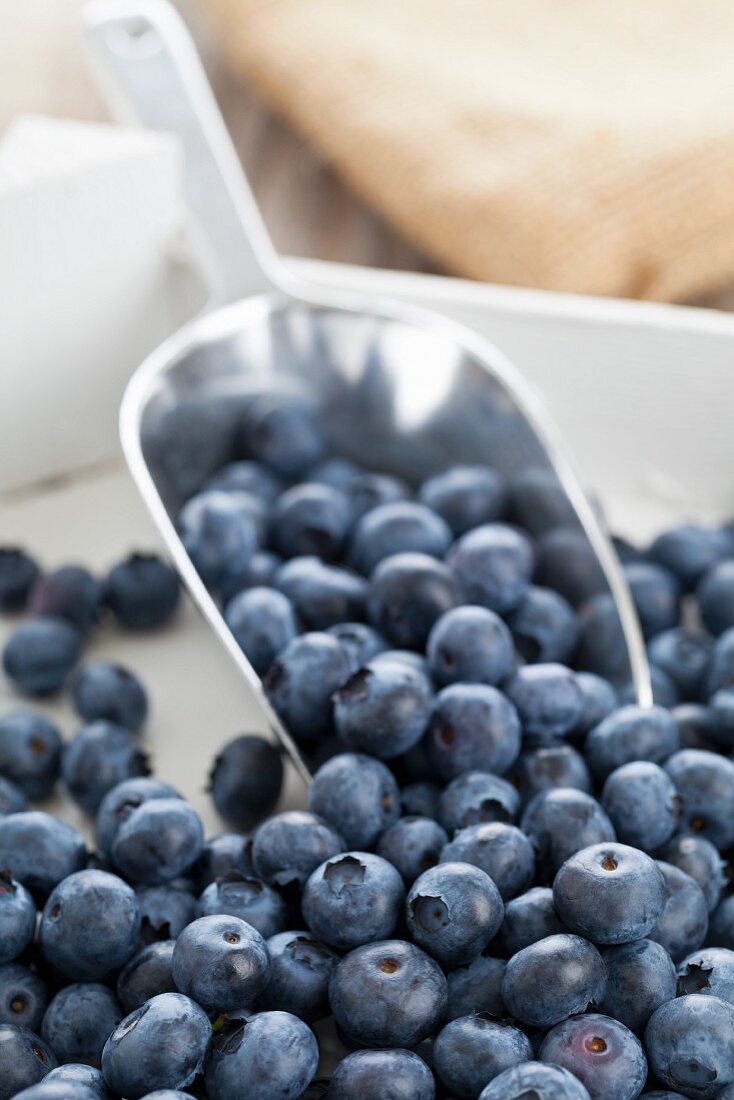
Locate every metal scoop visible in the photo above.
<box><xmin>84</xmin><ymin>0</ymin><xmax>650</xmax><ymax>782</ymax></box>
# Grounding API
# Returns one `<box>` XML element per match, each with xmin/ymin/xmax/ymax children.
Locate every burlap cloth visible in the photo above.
<box><xmin>204</xmin><ymin>0</ymin><xmax>734</xmax><ymax>300</ymax></box>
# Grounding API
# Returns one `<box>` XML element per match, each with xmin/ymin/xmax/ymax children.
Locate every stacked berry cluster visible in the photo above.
<box><xmin>2</xmin><ymin>389</ymin><xmax>734</xmax><ymax>1099</ymax></box>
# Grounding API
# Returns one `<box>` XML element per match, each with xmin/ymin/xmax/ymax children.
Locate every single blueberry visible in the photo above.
<box><xmin>251</xmin><ymin>811</ymin><xmax>345</xmax><ymax>889</ymax></box>
<box><xmin>3</xmin><ymin>617</ymin><xmax>82</xmax><ymax>696</ymax></box>
<box><xmin>329</xmin><ymin>939</ymin><xmax>448</xmax><ymax>1047</ymax></box>
<box><xmin>346</xmin><ymin>471</ymin><xmax>411</xmax><ymax>521</ymax></box>
<box><xmin>0</xmin><ymin>964</ymin><xmax>48</xmax><ymax>1033</ymax></box>
<box><xmin>649</xmin><ymin>523</ymin><xmax>730</xmax><ymax>590</ymax></box>
<box><xmin>400</xmin><ymin>782</ymin><xmax>441</xmax><ymax>820</ymax></box>
<box><xmin>648</xmin><ymin>628</ymin><xmax>714</xmax><ymax>701</ymax></box>
<box><xmin>659</xmin><ymin>834</ymin><xmax>725</xmax><ymax>913</ymax></box>
<box><xmin>178</xmin><ymin>490</ymin><xmax>258</xmax><ymax>588</ymax></box>
<box><xmin>172</xmin><ymin>913</ymin><xmax>270</xmax><ymax>1011</ymax></box>
<box><xmin>511</xmin><ymin>744</ymin><xmax>592</xmax><ymax>805</ymax></box>
<box><xmin>0</xmin><ymin>812</ymin><xmax>86</xmax><ymax>896</ymax></box>
<box><xmin>72</xmin><ymin>663</ymin><xmax>148</xmax><ymax>734</ymax></box>
<box><xmin>0</xmin><ymin>549</ymin><xmax>39</xmax><ymax>611</ymax></box>
<box><xmin>624</xmin><ymin>561</ymin><xmax>680</xmax><ymax>640</ymax></box>
<box><xmin>258</xmin><ymin>930</ymin><xmax>339</xmax><ymax>1022</ymax></box>
<box><xmin>406</xmin><ymin>861</ymin><xmax>504</xmax><ymax>967</ymax></box>
<box><xmin>0</xmin><ymin>777</ymin><xmax>26</xmax><ymax>816</ymax></box>
<box><xmin>236</xmin><ymin>390</ymin><xmax>324</xmax><ymax>478</ymax></box>
<box><xmin>0</xmin><ymin>873</ymin><xmax>35</xmax><ymax>965</ymax></box>
<box><xmin>507</xmin><ymin>467</ymin><xmax>577</xmax><ymax>536</ymax></box>
<box><xmin>104</xmin><ymin>553</ymin><xmax>180</xmax><ymax>630</ymax></box>
<box><xmin>504</xmin><ymin>663</ymin><xmax>583</xmax><ymax>741</ymax></box>
<box><xmin>308</xmin><ymin>753</ymin><xmax>399</xmax><ymax>849</ymax></box>
<box><xmin>328</xmin><ymin>1048</ymin><xmax>435</xmax><ymax>1100</ymax></box>
<box><xmin>0</xmin><ymin>711</ymin><xmax>62</xmax><ymax>799</ymax></box>
<box><xmin>572</xmin><ymin>672</ymin><xmax>617</xmax><ymax>737</ymax></box>
<box><xmin>205</xmin><ymin>1011</ymin><xmax>318</xmax><ymax>1100</ymax></box>
<box><xmin>29</xmin><ymin>566</ymin><xmax>102</xmax><ymax>633</ymax></box>
<box><xmin>367</xmin><ymin>552</ymin><xmax>458</xmax><ymax>651</ymax></box>
<box><xmin>599</xmin><ymin>939</ymin><xmax>677</xmax><ymax>1033</ymax></box>
<box><xmin>198</xmin><ymin>871</ymin><xmax>287</xmax><ymax>938</ymax></box>
<box><xmin>44</xmin><ymin>1064</ymin><xmax>109</xmax><ymax>1098</ymax></box>
<box><xmin>534</xmin><ymin>526</ymin><xmax>607</xmax><ymax>608</ymax></box>
<box><xmin>521</xmin><ymin>788</ymin><xmax>615</xmax><ymax>878</ymax></box>
<box><xmin>309</xmin><ymin>457</ymin><xmax>363</xmax><ymax>491</ymax></box>
<box><xmin>446</xmin><ymin>956</ymin><xmax>506</xmax><ymax>1021</ymax></box>
<box><xmin>41</xmin><ymin>983</ymin><xmax>122</xmax><ymax>1068</ymax></box>
<box><xmin>447</xmin><ymin>523</ymin><xmax>533</xmax><ymax>613</ymax></box>
<box><xmin>204</xmin><ymin>459</ymin><xmax>284</xmax><ymax>504</ymax></box>
<box><xmin>116</xmin><ymin>941</ymin><xmax>176</xmax><ymax>1012</ymax></box>
<box><xmin>95</xmin><ymin>778</ymin><xmax>182</xmax><ymax>859</ymax></box>
<box><xmin>377</xmin><ymin>816</ymin><xmax>448</xmax><ymax>886</ymax></box>
<box><xmin>677</xmin><ymin>946</ymin><xmax>734</xmax><ymax>1005</ymax></box>
<box><xmin>649</xmin><ymin>861</ymin><xmax>708</xmax><ymax>963</ymax></box>
<box><xmin>645</xmin><ymin>994</ymin><xmax>734</xmax><ymax>1099</ymax></box>
<box><xmin>433</xmin><ymin>1013</ymin><xmax>532</xmax><ymax>1099</ymax></box>
<box><xmin>705</xmin><ymin>625</ymin><xmax>734</xmax><ymax>697</ymax></box>
<box><xmin>218</xmin><ymin>550</ymin><xmax>282</xmax><ymax>601</ymax></box>
<box><xmin>424</xmin><ymin>683</ymin><xmax>521</xmax><ymax>780</ymax></box>
<box><xmin>553</xmin><ymin>842</ymin><xmax>666</xmax><ymax>945</ymax></box>
<box><xmin>325</xmin><ymin>622</ymin><xmax>387</xmax><ymax>671</ymax></box>
<box><xmin>671</xmin><ymin>702</ymin><xmax>718</xmax><ymax>751</ymax></box>
<box><xmin>495</xmin><ymin>886</ymin><xmax>565</xmax><ymax>956</ymax></box>
<box><xmin>438</xmin><ymin>771</ymin><xmax>520</xmax><ymax>835</ymax></box>
<box><xmin>145</xmin><ymin>394</ymin><xmax>239</xmax><ymax>501</ymax></box>
<box><xmin>263</xmin><ymin>632</ymin><xmax>351</xmax><ymax>743</ymax></box>
<box><xmin>503</xmin><ymin>933</ymin><xmax>605</xmax><ymax>1029</ymax></box>
<box><xmin>40</xmin><ymin>870</ymin><xmax>140</xmax><ymax>980</ymax></box>
<box><xmin>427</xmin><ymin>605</ymin><xmax>515</xmax><ymax>687</ymax></box>
<box><xmin>302</xmin><ymin>852</ymin><xmax>404</xmax><ymax>950</ymax></box>
<box><xmin>479</xmin><ymin>1062</ymin><xmax>592</xmax><ymax>1100</ymax></box>
<box><xmin>419</xmin><ymin>464</ymin><xmax>506</xmax><ymax>537</ymax></box>
<box><xmin>208</xmin><ymin>734</ymin><xmax>284</xmax><ymax>829</ymax></box>
<box><xmin>507</xmin><ymin>585</ymin><xmax>578</xmax><ymax>664</ymax></box>
<box><xmin>349</xmin><ymin>501</ymin><xmax>452</xmax><ymax>576</ymax></box>
<box><xmin>137</xmin><ymin>884</ymin><xmax>197</xmax><ymax>943</ymax></box>
<box><xmin>192</xmin><ymin>833</ymin><xmax>255</xmax><ymax>893</ymax></box>
<box><xmin>441</xmin><ymin>822</ymin><xmax>534</xmax><ymax>901</ymax></box>
<box><xmin>271</xmin><ymin>483</ymin><xmax>352</xmax><ymax>560</ymax></box>
<box><xmin>540</xmin><ymin>1013</ymin><xmax>647</xmax><ymax>1100</ymax></box>
<box><xmin>0</xmin><ymin>1024</ymin><xmax>57</xmax><ymax>1099</ymax></box>
<box><xmin>101</xmin><ymin>992</ymin><xmax>211</xmax><ymax>1099</ymax></box>
<box><xmin>62</xmin><ymin>721</ymin><xmax>150</xmax><ymax>815</ymax></box>
<box><xmin>585</xmin><ymin>705</ymin><xmax>679</xmax><ymax>781</ymax></box>
<box><xmin>111</xmin><ymin>799</ymin><xmax>203</xmax><ymax>886</ymax></box>
<box><xmin>275</xmin><ymin>558</ymin><xmax>367</xmax><ymax>630</ymax></box>
<box><xmin>601</xmin><ymin>761</ymin><xmax>680</xmax><ymax>852</ymax></box>
<box><xmin>664</xmin><ymin>748</ymin><xmax>734</xmax><ymax>850</ymax></box>
<box><xmin>334</xmin><ymin>659</ymin><xmax>432</xmax><ymax>760</ymax></box>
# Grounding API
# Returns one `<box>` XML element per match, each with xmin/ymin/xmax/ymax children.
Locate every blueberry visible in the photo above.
<box><xmin>329</xmin><ymin>939</ymin><xmax>448</xmax><ymax>1047</ymax></box>
<box><xmin>438</xmin><ymin>771</ymin><xmax>520</xmax><ymax>834</ymax></box>
<box><xmin>649</xmin><ymin>862</ymin><xmax>708</xmax><ymax>963</ymax></box>
<box><xmin>664</xmin><ymin>749</ymin><xmax>734</xmax><ymax>850</ymax></box>
<box><xmin>40</xmin><ymin>869</ymin><xmax>140</xmax><ymax>980</ymax></box>
<box><xmin>400</xmin><ymin>782</ymin><xmax>441</xmax><ymax>820</ymax></box>
<box><xmin>367</xmin><ymin>552</ymin><xmax>458</xmax><ymax>650</ymax></box>
<box><xmin>309</xmin><ymin>457</ymin><xmax>363</xmax><ymax>491</ymax></box>
<box><xmin>252</xmin><ymin>811</ymin><xmax>345</xmax><ymax>888</ymax></box>
<box><xmin>95</xmin><ymin>778</ymin><xmax>182</xmax><ymax>859</ymax></box>
<box><xmin>534</xmin><ymin>527</ymin><xmax>606</xmax><ymax>608</ymax></box>
<box><xmin>601</xmin><ymin>762</ymin><xmax>680</xmax><ymax>852</ymax></box>
<box><xmin>521</xmin><ymin>789</ymin><xmax>615</xmax><ymax>877</ymax></box>
<box><xmin>508</xmin><ymin>586</ymin><xmax>578</xmax><ymax>665</ymax></box>
<box><xmin>645</xmin><ymin>994</ymin><xmax>734</xmax><ymax>1098</ymax></box>
<box><xmin>377</xmin><ymin>816</ymin><xmax>448</xmax><ymax>886</ymax></box>
<box><xmin>137</xmin><ymin>884</ymin><xmax>197</xmax><ymax>943</ymax></box>
<box><xmin>205</xmin><ymin>1011</ymin><xmax>318</xmax><ymax>1100</ymax></box>
<box><xmin>349</xmin><ymin>502</ymin><xmax>452</xmax><ymax>576</ymax></box>
<box><xmin>205</xmin><ymin>460</ymin><xmax>284</xmax><ymax>503</ymax></box>
<box><xmin>585</xmin><ymin>705</ymin><xmax>679</xmax><ymax>781</ymax></box>
<box><xmin>272</xmin><ymin>483</ymin><xmax>352</xmax><ymax>560</ymax></box>
<box><xmin>104</xmin><ymin>553</ymin><xmax>180</xmax><ymax>630</ymax></box>
<box><xmin>178</xmin><ymin>491</ymin><xmax>258</xmax><ymax>588</ymax></box>
<box><xmin>624</xmin><ymin>562</ymin><xmax>680</xmax><ymax>640</ymax></box>
<box><xmin>302</xmin><ymin>852</ymin><xmax>404</xmax><ymax>950</ymax></box>
<box><xmin>44</xmin><ymin>1064</ymin><xmax>109</xmax><ymax>1098</ymax></box>
<box><xmin>671</xmin><ymin>703</ymin><xmax>718</xmax><ymax>751</ymax></box>
<box><xmin>447</xmin><ymin>523</ymin><xmax>533</xmax><ymax>613</ymax></box>
<box><xmin>441</xmin><ymin>822</ymin><xmax>534</xmax><ymax>901</ymax></box>
<box><xmin>334</xmin><ymin>659</ymin><xmax>432</xmax><ymax>759</ymax></box>
<box><xmin>237</xmin><ymin>391</ymin><xmax>324</xmax><ymax>478</ymax></box>
<box><xmin>171</xmin><ymin>913</ymin><xmax>270</xmax><ymax>1010</ymax></box>
<box><xmin>502</xmin><ymin>933</ymin><xmax>605</xmax><ymax>1028</ymax></box>
<box><xmin>419</xmin><ymin>465</ymin><xmax>506</xmax><ymax>537</ymax></box>
<box><xmin>424</xmin><ymin>683</ymin><xmax>521</xmax><ymax>780</ymax></box>
<box><xmin>308</xmin><ymin>753</ymin><xmax>399</xmax><ymax>849</ymax></box>
<box><xmin>0</xmin><ymin>549</ymin><xmax>39</xmax><ymax>611</ymax></box>
<box><xmin>0</xmin><ymin>1024</ymin><xmax>56</xmax><ymax>1099</ymax></box>
<box><xmin>62</xmin><ymin>722</ymin><xmax>150</xmax><ymax>815</ymax></box>
<box><xmin>648</xmin><ymin>629</ymin><xmax>713</xmax><ymax>701</ymax></box>
<box><xmin>0</xmin><ymin>812</ymin><xmax>86</xmax><ymax>896</ymax></box>
<box><xmin>0</xmin><ymin>777</ymin><xmax>26</xmax><ymax>816</ymax></box>
<box><xmin>446</xmin><ymin>956</ymin><xmax>506</xmax><ymax>1021</ymax></box>
<box><xmin>116</xmin><ymin>942</ymin><xmax>176</xmax><ymax>1012</ymax></box>
<box><xmin>13</xmin><ymin>1081</ymin><xmax>98</xmax><ymax>1100</ymax></box>
<box><xmin>41</xmin><ymin>983</ymin><xmax>122</xmax><ymax>1068</ymax></box>
<box><xmin>0</xmin><ymin>873</ymin><xmax>34</xmax><ymax>965</ymax></box>
<box><xmin>111</xmin><ymin>799</ymin><xmax>203</xmax><ymax>886</ymax></box>
<box><xmin>3</xmin><ymin>617</ymin><xmax>82</xmax><ymax>696</ymax></box>
<box><xmin>275</xmin><ymin>558</ymin><xmax>367</xmax><ymax>630</ymax></box>
<box><xmin>29</xmin><ymin>566</ymin><xmax>102</xmax><ymax>633</ymax></box>
<box><xmin>347</xmin><ymin>471</ymin><xmax>412</xmax><ymax>521</ymax></box>
<box><xmin>649</xmin><ymin>523</ymin><xmax>730</xmax><ymax>590</ymax></box>
<box><xmin>198</xmin><ymin>871</ymin><xmax>287</xmax><ymax>938</ymax></box>
<box><xmin>677</xmin><ymin>946</ymin><xmax>734</xmax><ymax>1005</ymax></box>
<box><xmin>511</xmin><ymin>744</ymin><xmax>592</xmax><ymax>805</ymax></box>
<box><xmin>328</xmin><ymin>1048</ymin><xmax>435</xmax><ymax>1100</ymax></box>
<box><xmin>326</xmin><ymin>622</ymin><xmax>387</xmax><ymax>670</ymax></box>
<box><xmin>540</xmin><ymin>1013</ymin><xmax>647</xmax><ymax>1100</ymax></box>
<box><xmin>553</xmin><ymin>843</ymin><xmax>666</xmax><ymax>945</ymax></box>
<box><xmin>263</xmin><ymin>632</ymin><xmax>351</xmax><ymax>742</ymax></box>
<box><xmin>574</xmin><ymin>594</ymin><xmax>630</xmax><ymax>683</ymax></box>
<box><xmin>259</xmin><ymin>930</ymin><xmax>339</xmax><ymax>1022</ymax></box>
<box><xmin>507</xmin><ymin>468</ymin><xmax>577</xmax><ymax>536</ymax></box>
<box><xmin>496</xmin><ymin>886</ymin><xmax>565</xmax><ymax>956</ymax></box>
<box><xmin>659</xmin><ymin>835</ymin><xmax>725</xmax><ymax>913</ymax></box>
<box><xmin>148</xmin><ymin>395</ymin><xmax>239</xmax><ymax>501</ymax></box>
<box><xmin>0</xmin><ymin>964</ymin><xmax>48</xmax><ymax>1032</ymax></box>
<box><xmin>406</xmin><ymin>861</ymin><xmax>504</xmax><ymax>966</ymax></box>
<box><xmin>0</xmin><ymin>712</ymin><xmax>61</xmax><ymax>800</ymax></box>
<box><xmin>705</xmin><ymin>626</ymin><xmax>734</xmax><ymax>696</ymax></box>
<box><xmin>208</xmin><ymin>734</ymin><xmax>284</xmax><ymax>828</ymax></box>
<box><xmin>193</xmin><ymin>833</ymin><xmax>256</xmax><ymax>892</ymax></box>
<box><xmin>434</xmin><ymin>1013</ymin><xmax>532</xmax><ymax>1098</ymax></box>
<box><xmin>426</xmin><ymin>605</ymin><xmax>515</xmax><ymax>687</ymax></box>
<box><xmin>599</xmin><ymin>939</ymin><xmax>677</xmax><ymax>1033</ymax></box>
<box><xmin>101</xmin><ymin>992</ymin><xmax>211</xmax><ymax>1099</ymax></box>
<box><xmin>707</xmin><ymin>896</ymin><xmax>734</xmax><ymax>950</ymax></box>
<box><xmin>219</xmin><ymin>550</ymin><xmax>282</xmax><ymax>600</ymax></box>
<box><xmin>479</xmin><ymin>1062</ymin><xmax>592</xmax><ymax>1100</ymax></box>
<box><xmin>72</xmin><ymin>663</ymin><xmax>148</xmax><ymax>733</ymax></box>
<box><xmin>573</xmin><ymin>673</ymin><xmax>617</xmax><ymax>737</ymax></box>
<box><xmin>504</xmin><ymin>663</ymin><xmax>583</xmax><ymax>741</ymax></box>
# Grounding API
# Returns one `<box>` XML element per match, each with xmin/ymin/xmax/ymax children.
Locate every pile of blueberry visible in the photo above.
<box><xmin>3</xmin><ymin>389</ymin><xmax>734</xmax><ymax>1099</ymax></box>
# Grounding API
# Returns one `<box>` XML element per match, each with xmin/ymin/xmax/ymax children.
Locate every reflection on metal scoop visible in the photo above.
<box><xmin>83</xmin><ymin>0</ymin><xmax>650</xmax><ymax>782</ymax></box>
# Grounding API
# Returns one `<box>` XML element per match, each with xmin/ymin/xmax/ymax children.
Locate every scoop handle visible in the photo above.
<box><xmin>83</xmin><ymin>0</ymin><xmax>288</xmax><ymax>304</ymax></box>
